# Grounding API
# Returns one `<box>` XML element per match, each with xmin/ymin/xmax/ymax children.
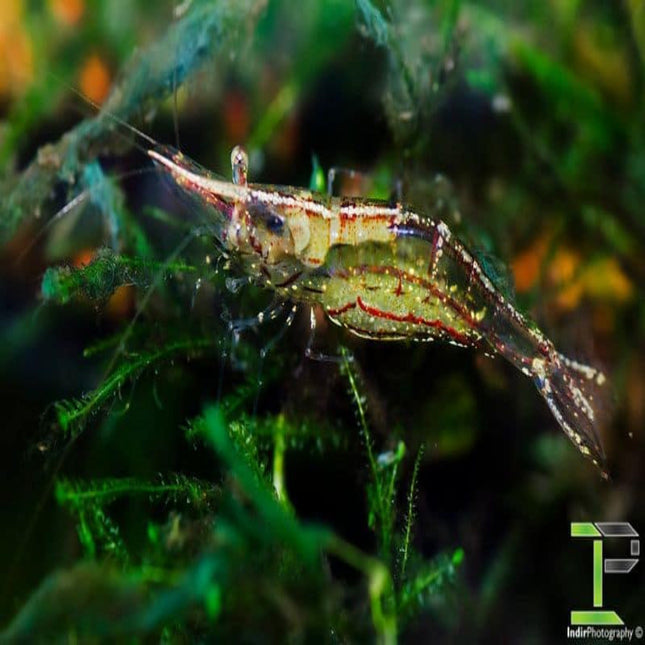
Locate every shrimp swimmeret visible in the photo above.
<box><xmin>147</xmin><ymin>143</ymin><xmax>608</xmax><ymax>477</ymax></box>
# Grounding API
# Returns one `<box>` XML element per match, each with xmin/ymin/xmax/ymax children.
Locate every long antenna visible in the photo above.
<box><xmin>172</xmin><ymin>58</ymin><xmax>182</xmax><ymax>150</ymax></box>
<box><xmin>49</xmin><ymin>71</ymin><xmax>159</xmax><ymax>149</ymax></box>
<box><xmin>69</xmin><ymin>86</ymin><xmax>158</xmax><ymax>147</ymax></box>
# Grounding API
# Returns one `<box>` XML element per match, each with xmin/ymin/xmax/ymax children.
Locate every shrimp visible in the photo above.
<box><xmin>148</xmin><ymin>143</ymin><xmax>609</xmax><ymax>476</ymax></box>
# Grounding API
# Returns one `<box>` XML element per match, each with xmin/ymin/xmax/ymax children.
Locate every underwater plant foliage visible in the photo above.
<box><xmin>0</xmin><ymin>0</ymin><xmax>644</xmax><ymax>642</ymax></box>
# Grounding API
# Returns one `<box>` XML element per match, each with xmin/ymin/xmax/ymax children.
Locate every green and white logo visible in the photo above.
<box><xmin>570</xmin><ymin>522</ymin><xmax>639</xmax><ymax>626</ymax></box>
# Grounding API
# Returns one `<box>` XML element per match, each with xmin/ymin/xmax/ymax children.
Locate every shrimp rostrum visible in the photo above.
<box><xmin>149</xmin><ymin>144</ymin><xmax>608</xmax><ymax>476</ymax></box>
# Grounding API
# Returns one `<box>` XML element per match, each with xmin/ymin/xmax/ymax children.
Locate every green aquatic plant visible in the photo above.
<box><xmin>340</xmin><ymin>349</ymin><xmax>462</xmax><ymax>626</ymax></box>
<box><xmin>41</xmin><ymin>248</ymin><xmax>198</xmax><ymax>306</ymax></box>
<box><xmin>52</xmin><ymin>334</ymin><xmax>221</xmax><ymax>436</ymax></box>
<box><xmin>6</xmin><ymin>403</ymin><xmax>459</xmax><ymax>642</ymax></box>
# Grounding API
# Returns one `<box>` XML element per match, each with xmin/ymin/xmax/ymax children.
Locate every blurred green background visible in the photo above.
<box><xmin>0</xmin><ymin>0</ymin><xmax>643</xmax><ymax>642</ymax></box>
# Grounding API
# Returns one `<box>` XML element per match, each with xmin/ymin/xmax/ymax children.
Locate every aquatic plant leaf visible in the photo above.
<box><xmin>56</xmin><ymin>475</ymin><xmax>220</xmax><ymax>562</ymax></box>
<box><xmin>398</xmin><ymin>445</ymin><xmax>424</xmax><ymax>582</ymax></box>
<box><xmin>56</xmin><ymin>475</ymin><xmax>218</xmax><ymax>511</ymax></box>
<box><xmin>628</xmin><ymin>0</ymin><xmax>645</xmax><ymax>67</ymax></box>
<box><xmin>54</xmin><ymin>335</ymin><xmax>219</xmax><ymax>436</ymax></box>
<box><xmin>41</xmin><ymin>248</ymin><xmax>196</xmax><ymax>305</ymax></box>
<box><xmin>397</xmin><ymin>549</ymin><xmax>464</xmax><ymax>621</ymax></box>
<box><xmin>199</xmin><ymin>407</ymin><xmax>331</xmax><ymax>562</ymax></box>
<box><xmin>357</xmin><ymin>0</ymin><xmax>462</xmax><ymax>144</ymax></box>
<box><xmin>0</xmin><ymin>559</ymin><xmax>225</xmax><ymax>641</ymax></box>
<box><xmin>200</xmin><ymin>406</ymin><xmax>398</xmax><ymax>642</ymax></box>
<box><xmin>341</xmin><ymin>347</ymin><xmax>403</xmax><ymax>567</ymax></box>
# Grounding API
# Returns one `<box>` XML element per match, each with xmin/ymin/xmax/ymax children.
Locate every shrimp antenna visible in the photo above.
<box><xmin>47</xmin><ymin>70</ymin><xmax>159</xmax><ymax>150</ymax></box>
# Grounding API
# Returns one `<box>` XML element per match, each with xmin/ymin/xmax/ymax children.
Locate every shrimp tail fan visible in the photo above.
<box><xmin>532</xmin><ymin>352</ymin><xmax>609</xmax><ymax>478</ymax></box>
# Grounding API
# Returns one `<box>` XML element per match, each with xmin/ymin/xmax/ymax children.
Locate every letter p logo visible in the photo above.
<box><xmin>570</xmin><ymin>522</ymin><xmax>639</xmax><ymax>626</ymax></box>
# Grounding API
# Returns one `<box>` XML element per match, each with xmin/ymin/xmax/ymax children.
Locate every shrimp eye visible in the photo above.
<box><xmin>266</xmin><ymin>214</ymin><xmax>285</xmax><ymax>233</ymax></box>
<box><xmin>248</xmin><ymin>201</ymin><xmax>285</xmax><ymax>234</ymax></box>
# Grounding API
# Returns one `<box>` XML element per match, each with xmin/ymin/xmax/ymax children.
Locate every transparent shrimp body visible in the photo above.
<box><xmin>148</xmin><ymin>144</ymin><xmax>608</xmax><ymax>475</ymax></box>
